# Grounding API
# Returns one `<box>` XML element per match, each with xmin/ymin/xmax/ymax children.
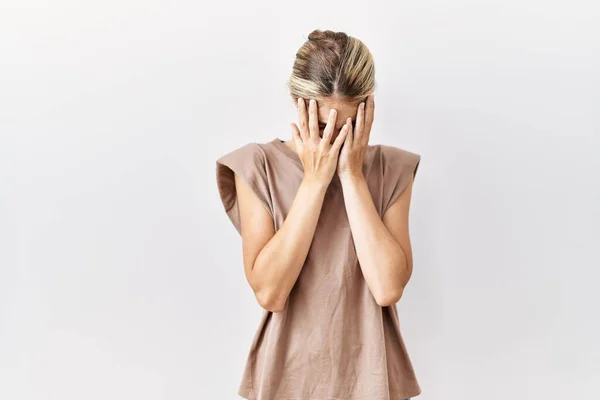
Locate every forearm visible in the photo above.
<box><xmin>251</xmin><ymin>177</ymin><xmax>328</xmax><ymax>309</ymax></box>
<box><xmin>340</xmin><ymin>173</ymin><xmax>409</xmax><ymax>305</ymax></box>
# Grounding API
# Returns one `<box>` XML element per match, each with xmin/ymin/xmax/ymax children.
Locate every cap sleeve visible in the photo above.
<box><xmin>216</xmin><ymin>143</ymin><xmax>273</xmax><ymax>235</ymax></box>
<box><xmin>381</xmin><ymin>145</ymin><xmax>421</xmax><ymax>216</ymax></box>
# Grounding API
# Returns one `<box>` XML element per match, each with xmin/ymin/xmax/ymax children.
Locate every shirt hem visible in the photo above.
<box><xmin>238</xmin><ymin>386</ymin><xmax>421</xmax><ymax>400</ymax></box>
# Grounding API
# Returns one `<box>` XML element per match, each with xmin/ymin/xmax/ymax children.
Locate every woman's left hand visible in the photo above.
<box><xmin>337</xmin><ymin>95</ymin><xmax>375</xmax><ymax>180</ymax></box>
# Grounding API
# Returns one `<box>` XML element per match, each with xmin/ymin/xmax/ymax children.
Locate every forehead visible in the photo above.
<box><xmin>316</xmin><ymin>99</ymin><xmax>360</xmax><ymax>127</ymax></box>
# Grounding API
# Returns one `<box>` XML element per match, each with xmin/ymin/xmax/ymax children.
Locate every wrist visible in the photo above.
<box><xmin>338</xmin><ymin>170</ymin><xmax>365</xmax><ymax>186</ymax></box>
<box><xmin>301</xmin><ymin>175</ymin><xmax>330</xmax><ymax>194</ymax></box>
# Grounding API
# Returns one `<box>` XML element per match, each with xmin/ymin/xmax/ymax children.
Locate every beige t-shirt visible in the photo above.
<box><xmin>216</xmin><ymin>137</ymin><xmax>422</xmax><ymax>400</ymax></box>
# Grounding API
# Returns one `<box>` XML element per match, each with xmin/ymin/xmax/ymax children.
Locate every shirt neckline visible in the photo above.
<box><xmin>271</xmin><ymin>137</ymin><xmax>302</xmax><ymax>166</ymax></box>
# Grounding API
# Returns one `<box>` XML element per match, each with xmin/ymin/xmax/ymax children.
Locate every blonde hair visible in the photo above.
<box><xmin>287</xmin><ymin>29</ymin><xmax>376</xmax><ymax>105</ymax></box>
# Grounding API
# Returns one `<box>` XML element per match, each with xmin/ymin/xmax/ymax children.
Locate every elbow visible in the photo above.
<box><xmin>247</xmin><ymin>261</ymin><xmax>287</xmax><ymax>313</ymax></box>
<box><xmin>255</xmin><ymin>288</ymin><xmax>287</xmax><ymax>313</ymax></box>
<box><xmin>375</xmin><ymin>259</ymin><xmax>412</xmax><ymax>306</ymax></box>
<box><xmin>375</xmin><ymin>286</ymin><xmax>405</xmax><ymax>307</ymax></box>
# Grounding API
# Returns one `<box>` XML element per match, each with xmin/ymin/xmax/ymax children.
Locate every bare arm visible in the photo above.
<box><xmin>235</xmin><ymin>173</ymin><xmax>328</xmax><ymax>312</ymax></box>
<box><xmin>336</xmin><ymin>95</ymin><xmax>417</xmax><ymax>306</ymax></box>
<box><xmin>236</xmin><ymin>97</ymin><xmax>348</xmax><ymax>312</ymax></box>
<box><xmin>340</xmin><ymin>173</ymin><xmax>415</xmax><ymax>306</ymax></box>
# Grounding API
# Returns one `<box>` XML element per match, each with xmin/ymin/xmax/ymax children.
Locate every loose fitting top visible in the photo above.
<box><xmin>216</xmin><ymin>137</ymin><xmax>422</xmax><ymax>400</ymax></box>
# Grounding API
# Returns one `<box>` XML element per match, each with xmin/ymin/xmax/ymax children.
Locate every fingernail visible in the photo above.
<box><xmin>310</xmin><ymin>99</ymin><xmax>315</xmax><ymax>106</ymax></box>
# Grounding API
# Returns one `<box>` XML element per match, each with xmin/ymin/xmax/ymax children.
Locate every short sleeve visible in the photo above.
<box><xmin>216</xmin><ymin>143</ymin><xmax>273</xmax><ymax>235</ymax></box>
<box><xmin>381</xmin><ymin>145</ymin><xmax>421</xmax><ymax>216</ymax></box>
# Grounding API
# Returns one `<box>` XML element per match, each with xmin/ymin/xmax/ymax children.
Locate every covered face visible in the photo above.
<box><xmin>294</xmin><ymin>95</ymin><xmax>363</xmax><ymax>143</ymax></box>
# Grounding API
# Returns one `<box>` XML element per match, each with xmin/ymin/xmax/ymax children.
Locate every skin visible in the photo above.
<box><xmin>234</xmin><ymin>94</ymin><xmax>416</xmax><ymax>311</ymax></box>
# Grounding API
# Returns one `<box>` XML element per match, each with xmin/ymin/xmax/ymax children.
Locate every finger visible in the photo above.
<box><xmin>321</xmin><ymin>108</ymin><xmax>337</xmax><ymax>146</ymax></box>
<box><xmin>290</xmin><ymin>122</ymin><xmax>303</xmax><ymax>150</ymax></box>
<box><xmin>332</xmin><ymin>124</ymin><xmax>349</xmax><ymax>152</ymax></box>
<box><xmin>297</xmin><ymin>98</ymin><xmax>309</xmax><ymax>142</ymax></box>
<box><xmin>365</xmin><ymin>95</ymin><xmax>375</xmax><ymax>127</ymax></box>
<box><xmin>308</xmin><ymin>99</ymin><xmax>319</xmax><ymax>142</ymax></box>
<box><xmin>363</xmin><ymin>95</ymin><xmax>374</xmax><ymax>144</ymax></box>
<box><xmin>345</xmin><ymin>117</ymin><xmax>354</xmax><ymax>148</ymax></box>
<box><xmin>346</xmin><ymin>125</ymin><xmax>354</xmax><ymax>149</ymax></box>
<box><xmin>354</xmin><ymin>101</ymin><xmax>365</xmax><ymax>142</ymax></box>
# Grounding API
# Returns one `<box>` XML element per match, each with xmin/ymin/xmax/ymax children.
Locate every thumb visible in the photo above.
<box><xmin>290</xmin><ymin>123</ymin><xmax>302</xmax><ymax>147</ymax></box>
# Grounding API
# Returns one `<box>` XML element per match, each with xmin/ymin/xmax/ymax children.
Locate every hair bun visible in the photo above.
<box><xmin>308</xmin><ymin>29</ymin><xmax>336</xmax><ymax>42</ymax></box>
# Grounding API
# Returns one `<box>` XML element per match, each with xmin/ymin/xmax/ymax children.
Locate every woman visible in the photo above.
<box><xmin>216</xmin><ymin>29</ymin><xmax>421</xmax><ymax>400</ymax></box>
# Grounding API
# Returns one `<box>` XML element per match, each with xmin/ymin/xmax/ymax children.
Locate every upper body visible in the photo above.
<box><xmin>215</xmin><ymin>29</ymin><xmax>422</xmax><ymax>400</ymax></box>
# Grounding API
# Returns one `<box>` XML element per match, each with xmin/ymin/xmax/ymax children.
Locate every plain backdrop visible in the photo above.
<box><xmin>1</xmin><ymin>1</ymin><xmax>599</xmax><ymax>399</ymax></box>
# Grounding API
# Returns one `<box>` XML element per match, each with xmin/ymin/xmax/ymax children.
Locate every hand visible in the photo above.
<box><xmin>337</xmin><ymin>95</ymin><xmax>375</xmax><ymax>180</ymax></box>
<box><xmin>290</xmin><ymin>98</ymin><xmax>349</xmax><ymax>187</ymax></box>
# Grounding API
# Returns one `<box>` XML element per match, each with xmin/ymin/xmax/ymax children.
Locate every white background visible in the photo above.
<box><xmin>1</xmin><ymin>1</ymin><xmax>599</xmax><ymax>399</ymax></box>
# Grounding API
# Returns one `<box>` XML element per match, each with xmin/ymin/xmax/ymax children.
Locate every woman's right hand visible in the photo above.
<box><xmin>290</xmin><ymin>98</ymin><xmax>349</xmax><ymax>187</ymax></box>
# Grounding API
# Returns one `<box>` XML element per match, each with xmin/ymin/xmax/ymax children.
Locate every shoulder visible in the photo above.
<box><xmin>367</xmin><ymin>143</ymin><xmax>421</xmax><ymax>175</ymax></box>
<box><xmin>371</xmin><ymin>144</ymin><xmax>422</xmax><ymax>214</ymax></box>
<box><xmin>375</xmin><ymin>144</ymin><xmax>421</xmax><ymax>168</ymax></box>
<box><xmin>215</xmin><ymin>141</ymin><xmax>275</xmax><ymax>231</ymax></box>
<box><xmin>216</xmin><ymin>141</ymin><xmax>268</xmax><ymax>167</ymax></box>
